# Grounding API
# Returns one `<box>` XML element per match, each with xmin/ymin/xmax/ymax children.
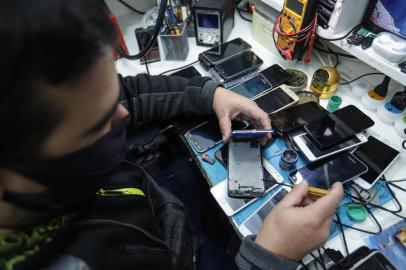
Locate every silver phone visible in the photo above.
<box><xmin>228</xmin><ymin>138</ymin><xmax>265</xmax><ymax>198</ymax></box>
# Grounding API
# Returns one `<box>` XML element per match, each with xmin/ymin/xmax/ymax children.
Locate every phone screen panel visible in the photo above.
<box><xmin>240</xmin><ymin>188</ymin><xmax>289</xmax><ymax>235</ymax></box>
<box><xmin>289</xmin><ymin>152</ymin><xmax>368</xmax><ymax>189</ymax></box>
<box><xmin>353</xmin><ymin>136</ymin><xmax>400</xmax><ymax>185</ymax></box>
<box><xmin>186</xmin><ymin>120</ymin><xmax>249</xmax><ymax>152</ymax></box>
<box><xmin>260</xmin><ymin>64</ymin><xmax>291</xmax><ymax>88</ymax></box>
<box><xmin>304</xmin><ymin>115</ymin><xmax>355</xmax><ymax>148</ymax></box>
<box><xmin>254</xmin><ymin>88</ymin><xmax>295</xmax><ymax>114</ymax></box>
<box><xmin>300</xmin><ymin>133</ymin><xmax>362</xmax><ymax>159</ymax></box>
<box><xmin>230</xmin><ymin>74</ymin><xmax>272</xmax><ymax>98</ymax></box>
<box><xmin>355</xmin><ymin>252</ymin><xmax>397</xmax><ymax>270</ymax></box>
<box><xmin>215</xmin><ymin>51</ymin><xmax>263</xmax><ymax>78</ymax></box>
<box><xmin>333</xmin><ymin>105</ymin><xmax>374</xmax><ymax>133</ymax></box>
<box><xmin>202</xmin><ymin>38</ymin><xmax>251</xmax><ymax>64</ymax></box>
<box><xmin>271</xmin><ymin>102</ymin><xmax>328</xmax><ymax>132</ymax></box>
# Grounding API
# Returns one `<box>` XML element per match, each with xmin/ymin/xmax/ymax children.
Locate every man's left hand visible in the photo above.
<box><xmin>213</xmin><ymin>87</ymin><xmax>272</xmax><ymax>145</ymax></box>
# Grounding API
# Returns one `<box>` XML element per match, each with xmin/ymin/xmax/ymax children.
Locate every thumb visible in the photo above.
<box><xmin>279</xmin><ymin>181</ymin><xmax>309</xmax><ymax>207</ymax></box>
<box><xmin>218</xmin><ymin>113</ymin><xmax>232</xmax><ymax>142</ymax></box>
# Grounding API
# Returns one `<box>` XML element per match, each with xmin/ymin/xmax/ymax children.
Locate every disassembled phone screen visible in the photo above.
<box><xmin>228</xmin><ymin>138</ymin><xmax>264</xmax><ymax>198</ymax></box>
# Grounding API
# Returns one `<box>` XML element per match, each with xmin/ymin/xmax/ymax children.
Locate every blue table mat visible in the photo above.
<box><xmin>184</xmin><ymin>135</ymin><xmax>393</xmax><ymax>239</ymax></box>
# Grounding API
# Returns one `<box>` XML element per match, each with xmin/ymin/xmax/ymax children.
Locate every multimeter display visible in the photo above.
<box><xmin>286</xmin><ymin>0</ymin><xmax>304</xmax><ymax>15</ymax></box>
<box><xmin>198</xmin><ymin>14</ymin><xmax>219</xmax><ymax>29</ymax></box>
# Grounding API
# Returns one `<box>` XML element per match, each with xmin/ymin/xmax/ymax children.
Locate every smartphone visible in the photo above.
<box><xmin>201</xmin><ymin>38</ymin><xmax>252</xmax><ymax>65</ymax></box>
<box><xmin>333</xmin><ymin>105</ymin><xmax>375</xmax><ymax>134</ymax></box>
<box><xmin>271</xmin><ymin>102</ymin><xmax>328</xmax><ymax>133</ymax></box>
<box><xmin>215</xmin><ymin>51</ymin><xmax>263</xmax><ymax>80</ymax></box>
<box><xmin>210</xmin><ymin>159</ymin><xmax>283</xmax><ymax>216</ymax></box>
<box><xmin>185</xmin><ymin>119</ymin><xmax>249</xmax><ymax>153</ymax></box>
<box><xmin>353</xmin><ymin>135</ymin><xmax>401</xmax><ymax>190</ymax></box>
<box><xmin>238</xmin><ymin>187</ymin><xmax>290</xmax><ymax>237</ymax></box>
<box><xmin>350</xmin><ymin>251</ymin><xmax>397</xmax><ymax>270</ymax></box>
<box><xmin>260</xmin><ymin>64</ymin><xmax>291</xmax><ymax>89</ymax></box>
<box><xmin>294</xmin><ymin>133</ymin><xmax>368</xmax><ymax>162</ymax></box>
<box><xmin>304</xmin><ymin>114</ymin><xmax>356</xmax><ymax>149</ymax></box>
<box><xmin>229</xmin><ymin>73</ymin><xmax>273</xmax><ymax>99</ymax></box>
<box><xmin>289</xmin><ymin>152</ymin><xmax>368</xmax><ymax>190</ymax></box>
<box><xmin>253</xmin><ymin>85</ymin><xmax>299</xmax><ymax>115</ymax></box>
<box><xmin>169</xmin><ymin>66</ymin><xmax>201</xmax><ymax>78</ymax></box>
<box><xmin>228</xmin><ymin>138</ymin><xmax>265</xmax><ymax>198</ymax></box>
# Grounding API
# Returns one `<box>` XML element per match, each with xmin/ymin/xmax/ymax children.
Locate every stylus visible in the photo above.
<box><xmin>267</xmin><ymin>180</ymin><xmax>330</xmax><ymax>197</ymax></box>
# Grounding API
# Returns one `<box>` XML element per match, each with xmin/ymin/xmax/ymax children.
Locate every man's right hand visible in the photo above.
<box><xmin>255</xmin><ymin>181</ymin><xmax>344</xmax><ymax>261</ymax></box>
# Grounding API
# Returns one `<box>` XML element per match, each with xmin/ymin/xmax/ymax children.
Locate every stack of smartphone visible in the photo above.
<box><xmin>198</xmin><ymin>38</ymin><xmax>263</xmax><ymax>84</ymax></box>
<box><xmin>273</xmin><ymin>103</ymin><xmax>402</xmax><ymax>191</ymax></box>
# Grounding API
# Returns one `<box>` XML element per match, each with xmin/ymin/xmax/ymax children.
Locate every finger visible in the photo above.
<box><xmin>306</xmin><ymin>182</ymin><xmax>344</xmax><ymax>222</ymax></box>
<box><xmin>218</xmin><ymin>113</ymin><xmax>232</xmax><ymax>142</ymax></box>
<box><xmin>279</xmin><ymin>181</ymin><xmax>309</xmax><ymax>207</ymax></box>
<box><xmin>241</xmin><ymin>104</ymin><xmax>271</xmax><ymax>130</ymax></box>
<box><xmin>302</xmin><ymin>197</ymin><xmax>315</xmax><ymax>206</ymax></box>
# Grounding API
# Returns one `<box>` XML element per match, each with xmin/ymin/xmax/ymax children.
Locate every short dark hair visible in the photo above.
<box><xmin>0</xmin><ymin>0</ymin><xmax>116</xmax><ymax>161</ymax></box>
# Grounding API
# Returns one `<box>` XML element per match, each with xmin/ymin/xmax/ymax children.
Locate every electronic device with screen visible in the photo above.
<box><xmin>169</xmin><ymin>66</ymin><xmax>201</xmax><ymax>78</ymax></box>
<box><xmin>277</xmin><ymin>0</ymin><xmax>318</xmax><ymax>60</ymax></box>
<box><xmin>333</xmin><ymin>105</ymin><xmax>375</xmax><ymax>134</ymax></box>
<box><xmin>211</xmin><ymin>159</ymin><xmax>283</xmax><ymax>216</ymax></box>
<box><xmin>185</xmin><ymin>119</ymin><xmax>249</xmax><ymax>153</ymax></box>
<box><xmin>294</xmin><ymin>132</ymin><xmax>368</xmax><ymax>162</ymax></box>
<box><xmin>253</xmin><ymin>85</ymin><xmax>299</xmax><ymax>115</ymax></box>
<box><xmin>350</xmin><ymin>251</ymin><xmax>397</xmax><ymax>270</ymax></box>
<box><xmin>214</xmin><ymin>50</ymin><xmax>263</xmax><ymax>80</ymax></box>
<box><xmin>199</xmin><ymin>38</ymin><xmax>251</xmax><ymax>67</ymax></box>
<box><xmin>364</xmin><ymin>0</ymin><xmax>406</xmax><ymax>39</ymax></box>
<box><xmin>289</xmin><ymin>152</ymin><xmax>368</xmax><ymax>190</ymax></box>
<box><xmin>238</xmin><ymin>187</ymin><xmax>290</xmax><ymax>237</ymax></box>
<box><xmin>271</xmin><ymin>102</ymin><xmax>328</xmax><ymax>133</ymax></box>
<box><xmin>228</xmin><ymin>138</ymin><xmax>265</xmax><ymax>198</ymax></box>
<box><xmin>193</xmin><ymin>0</ymin><xmax>235</xmax><ymax>47</ymax></box>
<box><xmin>229</xmin><ymin>64</ymin><xmax>291</xmax><ymax>99</ymax></box>
<box><xmin>353</xmin><ymin>135</ymin><xmax>401</xmax><ymax>190</ymax></box>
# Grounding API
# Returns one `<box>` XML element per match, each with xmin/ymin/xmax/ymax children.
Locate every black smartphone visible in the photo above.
<box><xmin>185</xmin><ymin>119</ymin><xmax>249</xmax><ymax>153</ymax></box>
<box><xmin>304</xmin><ymin>114</ymin><xmax>356</xmax><ymax>149</ymax></box>
<box><xmin>352</xmin><ymin>251</ymin><xmax>397</xmax><ymax>270</ymax></box>
<box><xmin>333</xmin><ymin>105</ymin><xmax>375</xmax><ymax>133</ymax></box>
<box><xmin>253</xmin><ymin>86</ymin><xmax>299</xmax><ymax>115</ymax></box>
<box><xmin>215</xmin><ymin>51</ymin><xmax>263</xmax><ymax>80</ymax></box>
<box><xmin>271</xmin><ymin>102</ymin><xmax>328</xmax><ymax>133</ymax></box>
<box><xmin>260</xmin><ymin>64</ymin><xmax>291</xmax><ymax>89</ymax></box>
<box><xmin>201</xmin><ymin>38</ymin><xmax>252</xmax><ymax>65</ymax></box>
<box><xmin>229</xmin><ymin>73</ymin><xmax>273</xmax><ymax>98</ymax></box>
<box><xmin>169</xmin><ymin>66</ymin><xmax>201</xmax><ymax>78</ymax></box>
<box><xmin>289</xmin><ymin>152</ymin><xmax>368</xmax><ymax>190</ymax></box>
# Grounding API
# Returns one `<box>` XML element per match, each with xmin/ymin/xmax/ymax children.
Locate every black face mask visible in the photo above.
<box><xmin>3</xmin><ymin>116</ymin><xmax>130</xmax><ymax>212</ymax></box>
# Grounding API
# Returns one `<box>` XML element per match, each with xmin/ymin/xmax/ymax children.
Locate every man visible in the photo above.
<box><xmin>0</xmin><ymin>1</ymin><xmax>343</xmax><ymax>269</ymax></box>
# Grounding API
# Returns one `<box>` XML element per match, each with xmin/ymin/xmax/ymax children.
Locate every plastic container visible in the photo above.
<box><xmin>351</xmin><ymin>80</ymin><xmax>371</xmax><ymax>98</ymax></box>
<box><xmin>394</xmin><ymin>115</ymin><xmax>406</xmax><ymax>139</ymax></box>
<box><xmin>377</xmin><ymin>102</ymin><xmax>404</xmax><ymax>124</ymax></box>
<box><xmin>159</xmin><ymin>22</ymin><xmax>189</xmax><ymax>61</ymax></box>
<box><xmin>327</xmin><ymin>95</ymin><xmax>342</xmax><ymax>112</ymax></box>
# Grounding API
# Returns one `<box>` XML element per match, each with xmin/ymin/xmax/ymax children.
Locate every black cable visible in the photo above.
<box><xmin>334</xmin><ymin>221</ymin><xmax>378</xmax><ymax>235</ymax></box>
<box><xmin>122</xmin><ymin>0</ymin><xmax>168</xmax><ymax>60</ymax></box>
<box><xmin>313</xmin><ymin>45</ymin><xmax>357</xmax><ymax>58</ymax></box>
<box><xmin>335</xmin><ymin>213</ymin><xmax>350</xmax><ymax>258</ymax></box>
<box><xmin>144</xmin><ymin>56</ymin><xmax>150</xmax><ymax>75</ymax></box>
<box><xmin>309</xmin><ymin>251</ymin><xmax>327</xmax><ymax>270</ymax></box>
<box><xmin>387</xmin><ymin>182</ymin><xmax>406</xmax><ymax>192</ymax></box>
<box><xmin>117</xmin><ymin>0</ymin><xmax>146</xmax><ymax>15</ymax></box>
<box><xmin>158</xmin><ymin>60</ymin><xmax>199</xmax><ymax>75</ymax></box>
<box><xmin>340</xmin><ymin>72</ymin><xmax>384</xmax><ymax>85</ymax></box>
<box><xmin>237</xmin><ymin>7</ymin><xmax>252</xmax><ymax>22</ymax></box>
<box><xmin>318</xmin><ymin>249</ymin><xmax>327</xmax><ymax>270</ymax></box>
<box><xmin>317</xmin><ymin>24</ymin><xmax>361</xmax><ymax>41</ymax></box>
<box><xmin>300</xmin><ymin>261</ymin><xmax>310</xmax><ymax>270</ymax></box>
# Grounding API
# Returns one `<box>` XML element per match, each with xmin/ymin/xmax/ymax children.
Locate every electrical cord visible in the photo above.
<box><xmin>318</xmin><ymin>249</ymin><xmax>327</xmax><ymax>270</ymax></box>
<box><xmin>144</xmin><ymin>56</ymin><xmax>150</xmax><ymax>75</ymax></box>
<box><xmin>317</xmin><ymin>24</ymin><xmax>361</xmax><ymax>41</ymax></box>
<box><xmin>387</xmin><ymin>182</ymin><xmax>406</xmax><ymax>193</ymax></box>
<box><xmin>313</xmin><ymin>44</ymin><xmax>357</xmax><ymax>58</ymax></box>
<box><xmin>309</xmin><ymin>251</ymin><xmax>327</xmax><ymax>270</ymax></box>
<box><xmin>122</xmin><ymin>0</ymin><xmax>168</xmax><ymax>60</ymax></box>
<box><xmin>300</xmin><ymin>261</ymin><xmax>310</xmax><ymax>270</ymax></box>
<box><xmin>340</xmin><ymin>72</ymin><xmax>384</xmax><ymax>85</ymax></box>
<box><xmin>117</xmin><ymin>0</ymin><xmax>146</xmax><ymax>15</ymax></box>
<box><xmin>237</xmin><ymin>7</ymin><xmax>252</xmax><ymax>22</ymax></box>
<box><xmin>335</xmin><ymin>213</ymin><xmax>350</xmax><ymax>257</ymax></box>
<box><xmin>158</xmin><ymin>60</ymin><xmax>199</xmax><ymax>75</ymax></box>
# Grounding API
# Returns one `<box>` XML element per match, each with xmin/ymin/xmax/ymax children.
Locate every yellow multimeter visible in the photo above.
<box><xmin>277</xmin><ymin>0</ymin><xmax>318</xmax><ymax>60</ymax></box>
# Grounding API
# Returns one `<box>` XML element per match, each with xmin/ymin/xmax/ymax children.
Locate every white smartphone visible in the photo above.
<box><xmin>353</xmin><ymin>135</ymin><xmax>402</xmax><ymax>190</ymax></box>
<box><xmin>294</xmin><ymin>133</ymin><xmax>368</xmax><ymax>162</ymax></box>
<box><xmin>210</xmin><ymin>159</ymin><xmax>284</xmax><ymax>216</ymax></box>
<box><xmin>252</xmin><ymin>85</ymin><xmax>299</xmax><ymax>115</ymax></box>
<box><xmin>238</xmin><ymin>186</ymin><xmax>291</xmax><ymax>237</ymax></box>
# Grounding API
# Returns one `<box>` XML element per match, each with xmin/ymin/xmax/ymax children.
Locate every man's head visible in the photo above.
<box><xmin>0</xmin><ymin>0</ymin><xmax>129</xmax><ymax>223</ymax></box>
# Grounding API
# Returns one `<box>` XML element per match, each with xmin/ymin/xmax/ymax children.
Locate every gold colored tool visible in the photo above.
<box><xmin>310</xmin><ymin>67</ymin><xmax>340</xmax><ymax>99</ymax></box>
